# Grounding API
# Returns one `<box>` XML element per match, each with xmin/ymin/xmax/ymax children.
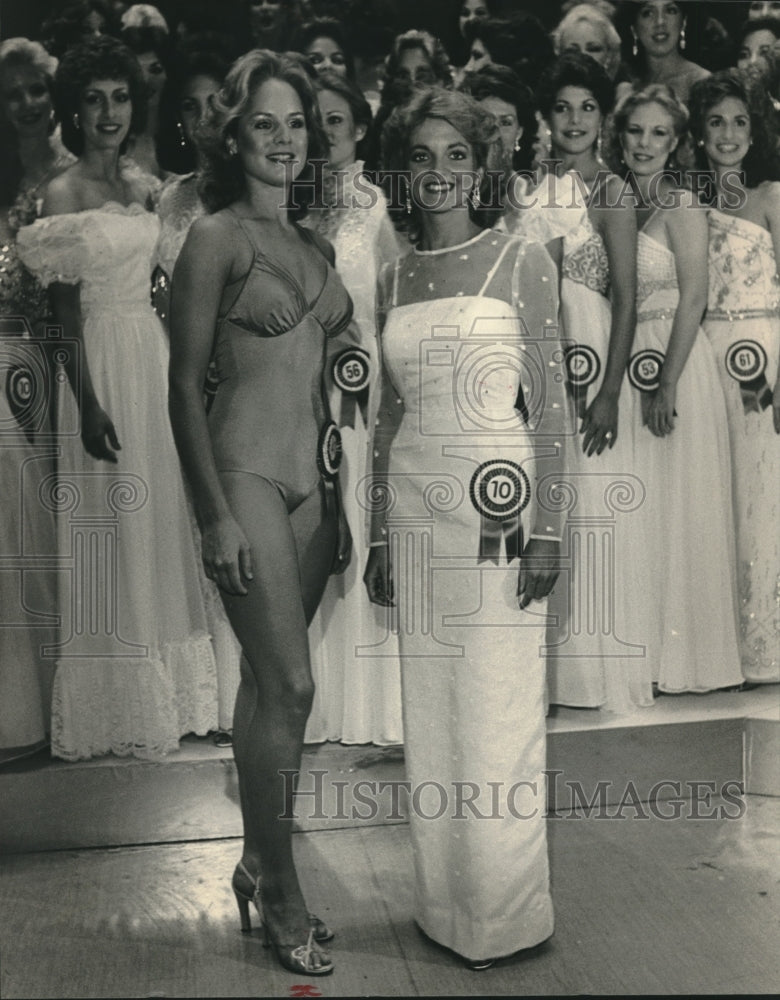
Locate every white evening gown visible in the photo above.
<box><xmin>373</xmin><ymin>229</ymin><xmax>564</xmax><ymax>960</ymax></box>
<box><xmin>18</xmin><ymin>203</ymin><xmax>219</xmax><ymax>759</ymax></box>
<box><xmin>704</xmin><ymin>208</ymin><xmax>780</xmax><ymax>683</ymax></box>
<box><xmin>508</xmin><ymin>172</ymin><xmax>649</xmax><ymax>711</ymax></box>
<box><xmin>628</xmin><ymin>228</ymin><xmax>742</xmax><ymax>691</ymax></box>
<box><xmin>153</xmin><ymin>172</ymin><xmax>242</xmax><ymax>731</ymax></box>
<box><xmin>303</xmin><ymin>162</ymin><xmax>404</xmax><ymax>745</ymax></box>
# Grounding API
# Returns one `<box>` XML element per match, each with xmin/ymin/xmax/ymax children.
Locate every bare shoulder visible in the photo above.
<box><xmin>666</xmin><ymin>186</ymin><xmax>706</xmax><ymax>228</ymax></box>
<box><xmin>40</xmin><ymin>166</ymin><xmax>82</xmax><ymax>216</ymax></box>
<box><xmin>757</xmin><ymin>180</ymin><xmax>780</xmax><ymax>215</ymax></box>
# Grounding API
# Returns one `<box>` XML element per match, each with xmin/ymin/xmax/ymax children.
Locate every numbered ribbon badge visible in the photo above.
<box><xmin>332</xmin><ymin>348</ymin><xmax>370</xmax><ymax>428</ymax></box>
<box><xmin>469</xmin><ymin>459</ymin><xmax>530</xmax><ymax>564</ymax></box>
<box><xmin>317</xmin><ymin>421</ymin><xmax>343</xmax><ymax>480</ymax></box>
<box><xmin>724</xmin><ymin>340</ymin><xmax>773</xmax><ymax>414</ymax></box>
<box><xmin>628</xmin><ymin>349</ymin><xmax>665</xmax><ymax>393</ymax></box>
<box><xmin>565</xmin><ymin>344</ymin><xmax>601</xmax><ymax>417</ymax></box>
<box><xmin>628</xmin><ymin>349</ymin><xmax>678</xmax><ymax>417</ymax></box>
<box><xmin>5</xmin><ymin>364</ymin><xmax>37</xmax><ymax>444</ymax></box>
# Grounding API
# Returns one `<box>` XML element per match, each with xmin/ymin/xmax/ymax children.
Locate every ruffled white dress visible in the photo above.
<box><xmin>704</xmin><ymin>209</ymin><xmax>780</xmax><ymax>683</ymax></box>
<box><xmin>18</xmin><ymin>203</ymin><xmax>219</xmax><ymax>759</ymax></box>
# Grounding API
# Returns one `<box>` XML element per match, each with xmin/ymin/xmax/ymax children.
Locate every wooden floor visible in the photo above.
<box><xmin>1</xmin><ymin>794</ymin><xmax>778</xmax><ymax>998</ymax></box>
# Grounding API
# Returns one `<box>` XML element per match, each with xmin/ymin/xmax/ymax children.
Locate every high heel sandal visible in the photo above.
<box><xmin>232</xmin><ymin>861</ymin><xmax>335</xmax><ymax>950</ymax></box>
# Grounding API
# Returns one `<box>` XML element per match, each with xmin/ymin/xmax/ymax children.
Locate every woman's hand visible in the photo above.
<box><xmin>773</xmin><ymin>374</ymin><xmax>780</xmax><ymax>435</ymax></box>
<box><xmin>580</xmin><ymin>388</ymin><xmax>619</xmax><ymax>457</ymax></box>
<box><xmin>81</xmin><ymin>403</ymin><xmax>121</xmax><ymax>462</ymax></box>
<box><xmin>332</xmin><ymin>504</ymin><xmax>352</xmax><ymax>575</ymax></box>
<box><xmin>517</xmin><ymin>537</ymin><xmax>560</xmax><ymax>610</ymax></box>
<box><xmin>364</xmin><ymin>545</ymin><xmax>394</xmax><ymax>606</ymax></box>
<box><xmin>201</xmin><ymin>516</ymin><xmax>253</xmax><ymax>595</ymax></box>
<box><xmin>643</xmin><ymin>383</ymin><xmax>677</xmax><ymax>438</ymax></box>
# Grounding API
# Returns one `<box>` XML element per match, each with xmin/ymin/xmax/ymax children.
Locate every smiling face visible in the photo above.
<box><xmin>478</xmin><ymin>94</ymin><xmax>519</xmax><ymax>169</ymax></box>
<box><xmin>80</xmin><ymin>77</ymin><xmax>133</xmax><ymax>151</ymax></box>
<box><xmin>318</xmin><ymin>88</ymin><xmax>365</xmax><ymax>171</ymax></box>
<box><xmin>306</xmin><ymin>35</ymin><xmax>347</xmax><ymax>77</ymax></box>
<box><xmin>620</xmin><ymin>100</ymin><xmax>679</xmax><ymax>176</ymax></box>
<box><xmin>235</xmin><ymin>76</ymin><xmax>308</xmax><ymax>189</ymax></box>
<box><xmin>459</xmin><ymin>0</ymin><xmax>488</xmax><ymax>38</ymax></box>
<box><xmin>549</xmin><ymin>85</ymin><xmax>602</xmax><ymax>157</ymax></box>
<box><xmin>180</xmin><ymin>73</ymin><xmax>220</xmax><ymax>144</ymax></box>
<box><xmin>560</xmin><ymin>19</ymin><xmax>610</xmax><ymax>69</ymax></box>
<box><xmin>634</xmin><ymin>1</ymin><xmax>684</xmax><ymax>59</ymax></box>
<box><xmin>700</xmin><ymin>96</ymin><xmax>751</xmax><ymax>171</ymax></box>
<box><xmin>738</xmin><ymin>28</ymin><xmax>778</xmax><ymax>72</ymax></box>
<box><xmin>408</xmin><ymin>116</ymin><xmax>477</xmax><ymax>214</ymax></box>
<box><xmin>0</xmin><ymin>63</ymin><xmax>53</xmax><ymax>139</ymax></box>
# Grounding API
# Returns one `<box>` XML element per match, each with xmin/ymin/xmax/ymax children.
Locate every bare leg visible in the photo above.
<box><xmin>219</xmin><ymin>473</ymin><xmax>336</xmax><ymax>952</ymax></box>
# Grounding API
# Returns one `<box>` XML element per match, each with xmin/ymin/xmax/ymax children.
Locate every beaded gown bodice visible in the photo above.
<box><xmin>707</xmin><ymin>209</ymin><xmax>780</xmax><ymax>319</ymax></box>
<box><xmin>636</xmin><ymin>231</ymin><xmax>679</xmax><ymax>325</ymax></box>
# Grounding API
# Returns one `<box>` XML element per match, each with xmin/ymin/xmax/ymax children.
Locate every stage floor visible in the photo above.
<box><xmin>1</xmin><ymin>793</ymin><xmax>778</xmax><ymax>997</ymax></box>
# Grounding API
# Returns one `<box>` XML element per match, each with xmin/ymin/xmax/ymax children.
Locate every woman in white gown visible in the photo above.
<box><xmin>614</xmin><ymin>84</ymin><xmax>742</xmax><ymax>693</ymax></box>
<box><xmin>364</xmin><ymin>88</ymin><xmax>565</xmax><ymax>969</ymax></box>
<box><xmin>689</xmin><ymin>71</ymin><xmax>780</xmax><ymax>683</ymax></box>
<box><xmin>0</xmin><ymin>38</ymin><xmax>72</xmax><ymax>760</ymax></box>
<box><xmin>18</xmin><ymin>35</ymin><xmax>218</xmax><ymax>760</ymax></box>
<box><xmin>507</xmin><ymin>53</ymin><xmax>645</xmax><ymax>712</ymax></box>
<box><xmin>303</xmin><ymin>70</ymin><xmax>403</xmax><ymax>746</ymax></box>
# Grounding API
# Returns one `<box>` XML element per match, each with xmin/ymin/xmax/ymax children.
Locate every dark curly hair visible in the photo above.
<box><xmin>688</xmin><ymin>69</ymin><xmax>780</xmax><ymax>191</ymax></box>
<box><xmin>292</xmin><ymin>17</ymin><xmax>356</xmax><ymax>81</ymax></box>
<box><xmin>157</xmin><ymin>36</ymin><xmax>232</xmax><ymax>175</ymax></box>
<box><xmin>615</xmin><ymin>1</ymin><xmax>707</xmax><ymax>76</ymax></box>
<box><xmin>464</xmin><ymin>14</ymin><xmax>555</xmax><ymax>90</ymax></box>
<box><xmin>314</xmin><ymin>69</ymin><xmax>373</xmax><ymax>162</ymax></box>
<box><xmin>41</xmin><ymin>1</ymin><xmax>118</xmax><ymax>60</ymax></box>
<box><xmin>55</xmin><ymin>35</ymin><xmax>147</xmax><ymax>156</ymax></box>
<box><xmin>120</xmin><ymin>24</ymin><xmax>171</xmax><ymax>64</ymax></box>
<box><xmin>459</xmin><ymin>63</ymin><xmax>538</xmax><ymax>173</ymax></box>
<box><xmin>381</xmin><ymin>86</ymin><xmax>504</xmax><ymax>232</ymax></box>
<box><xmin>536</xmin><ymin>50</ymin><xmax>616</xmax><ymax>120</ymax></box>
<box><xmin>197</xmin><ymin>48</ymin><xmax>330</xmax><ymax>218</ymax></box>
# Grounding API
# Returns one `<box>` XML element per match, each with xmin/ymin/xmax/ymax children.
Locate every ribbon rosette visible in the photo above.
<box><xmin>469</xmin><ymin>459</ymin><xmax>530</xmax><ymax>564</ymax></box>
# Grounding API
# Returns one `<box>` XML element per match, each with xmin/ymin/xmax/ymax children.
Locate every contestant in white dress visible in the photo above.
<box><xmin>18</xmin><ymin>36</ymin><xmax>218</xmax><ymax>760</ymax></box>
<box><xmin>509</xmin><ymin>53</ymin><xmax>646</xmax><ymax>711</ymax></box>
<box><xmin>365</xmin><ymin>89</ymin><xmax>565</xmax><ymax>968</ymax></box>
<box><xmin>689</xmin><ymin>71</ymin><xmax>780</xmax><ymax>683</ymax></box>
<box><xmin>302</xmin><ymin>71</ymin><xmax>403</xmax><ymax>745</ymax></box>
<box><xmin>615</xmin><ymin>85</ymin><xmax>742</xmax><ymax>693</ymax></box>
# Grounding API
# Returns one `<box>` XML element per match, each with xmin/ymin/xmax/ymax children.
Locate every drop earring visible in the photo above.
<box><xmin>72</xmin><ymin>112</ymin><xmax>80</xmax><ymax>129</ymax></box>
<box><xmin>404</xmin><ymin>179</ymin><xmax>412</xmax><ymax>214</ymax></box>
<box><xmin>470</xmin><ymin>184</ymin><xmax>481</xmax><ymax>210</ymax></box>
<box><xmin>226</xmin><ymin>138</ymin><xmax>238</xmax><ymax>156</ymax></box>
<box><xmin>631</xmin><ymin>30</ymin><xmax>638</xmax><ymax>58</ymax></box>
<box><xmin>176</xmin><ymin>121</ymin><xmax>188</xmax><ymax>148</ymax></box>
<box><xmin>680</xmin><ymin>22</ymin><xmax>686</xmax><ymax>50</ymax></box>
<box><xmin>513</xmin><ymin>134</ymin><xmax>522</xmax><ymax>152</ymax></box>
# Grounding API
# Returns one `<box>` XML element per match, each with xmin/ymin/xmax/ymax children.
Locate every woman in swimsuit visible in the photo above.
<box><xmin>168</xmin><ymin>49</ymin><xmax>352</xmax><ymax>977</ymax></box>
